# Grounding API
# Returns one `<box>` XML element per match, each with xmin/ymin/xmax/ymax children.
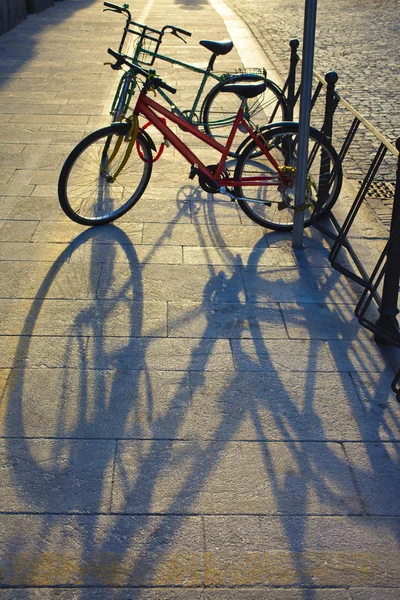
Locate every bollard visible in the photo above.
<box><xmin>315</xmin><ymin>72</ymin><xmax>339</xmax><ymax>214</ymax></box>
<box><xmin>287</xmin><ymin>38</ymin><xmax>300</xmax><ymax>121</ymax></box>
<box><xmin>322</xmin><ymin>71</ymin><xmax>339</xmax><ymax>143</ymax></box>
<box><xmin>375</xmin><ymin>137</ymin><xmax>400</xmax><ymax>343</ymax></box>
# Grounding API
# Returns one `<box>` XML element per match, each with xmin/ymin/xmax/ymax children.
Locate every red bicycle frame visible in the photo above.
<box><xmin>134</xmin><ymin>90</ymin><xmax>283</xmax><ymax>188</ymax></box>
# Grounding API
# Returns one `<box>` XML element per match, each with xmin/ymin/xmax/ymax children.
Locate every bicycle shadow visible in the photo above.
<box><xmin>2</xmin><ymin>187</ymin><xmax>400</xmax><ymax>593</ymax></box>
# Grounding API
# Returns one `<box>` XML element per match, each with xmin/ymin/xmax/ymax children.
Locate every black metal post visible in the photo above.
<box><xmin>322</xmin><ymin>71</ymin><xmax>338</xmax><ymax>142</ymax></box>
<box><xmin>375</xmin><ymin>137</ymin><xmax>400</xmax><ymax>343</ymax></box>
<box><xmin>315</xmin><ymin>71</ymin><xmax>338</xmax><ymax>214</ymax></box>
<box><xmin>287</xmin><ymin>38</ymin><xmax>299</xmax><ymax>121</ymax></box>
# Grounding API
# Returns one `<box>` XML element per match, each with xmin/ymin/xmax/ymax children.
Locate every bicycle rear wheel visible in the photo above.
<box><xmin>234</xmin><ymin>124</ymin><xmax>342</xmax><ymax>230</ymax></box>
<box><xmin>201</xmin><ymin>76</ymin><xmax>288</xmax><ymax>150</ymax></box>
<box><xmin>58</xmin><ymin>125</ymin><xmax>152</xmax><ymax>226</ymax></box>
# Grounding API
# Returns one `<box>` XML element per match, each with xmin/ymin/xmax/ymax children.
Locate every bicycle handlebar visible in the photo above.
<box><xmin>103</xmin><ymin>2</ymin><xmax>131</xmax><ymax>20</ymax></box>
<box><xmin>161</xmin><ymin>24</ymin><xmax>192</xmax><ymax>43</ymax></box>
<box><xmin>156</xmin><ymin>78</ymin><xmax>177</xmax><ymax>95</ymax></box>
<box><xmin>103</xmin><ymin>2</ymin><xmax>191</xmax><ymax>44</ymax></box>
<box><xmin>107</xmin><ymin>48</ymin><xmax>177</xmax><ymax>94</ymax></box>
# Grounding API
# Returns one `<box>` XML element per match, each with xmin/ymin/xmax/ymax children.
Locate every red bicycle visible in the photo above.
<box><xmin>58</xmin><ymin>49</ymin><xmax>342</xmax><ymax>231</ymax></box>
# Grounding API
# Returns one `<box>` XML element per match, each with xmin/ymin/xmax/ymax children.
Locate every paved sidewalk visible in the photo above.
<box><xmin>0</xmin><ymin>0</ymin><xmax>400</xmax><ymax>597</ymax></box>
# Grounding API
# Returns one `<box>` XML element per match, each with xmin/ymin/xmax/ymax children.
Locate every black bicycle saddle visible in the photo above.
<box><xmin>199</xmin><ymin>40</ymin><xmax>233</xmax><ymax>55</ymax></box>
<box><xmin>220</xmin><ymin>80</ymin><xmax>268</xmax><ymax>98</ymax></box>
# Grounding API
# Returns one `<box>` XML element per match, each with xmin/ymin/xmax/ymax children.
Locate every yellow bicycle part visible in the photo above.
<box><xmin>101</xmin><ymin>114</ymin><xmax>139</xmax><ymax>183</ymax></box>
<box><xmin>255</xmin><ymin>126</ymin><xmax>271</xmax><ymax>150</ymax></box>
<box><xmin>277</xmin><ymin>165</ymin><xmax>315</xmax><ymax>211</ymax></box>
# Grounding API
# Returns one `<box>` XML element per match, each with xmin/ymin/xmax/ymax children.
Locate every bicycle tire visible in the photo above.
<box><xmin>234</xmin><ymin>124</ymin><xmax>342</xmax><ymax>230</ymax></box>
<box><xmin>201</xmin><ymin>75</ymin><xmax>288</xmax><ymax>150</ymax></box>
<box><xmin>58</xmin><ymin>124</ymin><xmax>152</xmax><ymax>226</ymax></box>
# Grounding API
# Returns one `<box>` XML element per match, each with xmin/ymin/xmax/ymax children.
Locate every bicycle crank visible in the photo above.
<box><xmin>198</xmin><ymin>164</ymin><xmax>229</xmax><ymax>194</ymax></box>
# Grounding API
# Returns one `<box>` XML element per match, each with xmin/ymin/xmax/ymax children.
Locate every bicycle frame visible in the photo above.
<box><xmin>112</xmin><ymin>57</ymin><xmax>221</xmax><ymax>124</ymax></box>
<box><xmin>142</xmin><ymin>52</ymin><xmax>220</xmax><ymax>123</ymax></box>
<box><xmin>134</xmin><ymin>90</ymin><xmax>282</xmax><ymax>189</ymax></box>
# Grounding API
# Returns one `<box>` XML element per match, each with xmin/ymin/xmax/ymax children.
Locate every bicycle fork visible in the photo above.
<box><xmin>101</xmin><ymin>115</ymin><xmax>139</xmax><ymax>182</ymax></box>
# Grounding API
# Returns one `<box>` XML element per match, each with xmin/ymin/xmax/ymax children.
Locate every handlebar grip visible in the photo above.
<box><xmin>108</xmin><ymin>47</ymin><xmax>122</xmax><ymax>59</ymax></box>
<box><xmin>103</xmin><ymin>2</ymin><xmax>123</xmax><ymax>12</ymax></box>
<box><xmin>174</xmin><ymin>27</ymin><xmax>192</xmax><ymax>37</ymax></box>
<box><xmin>159</xmin><ymin>80</ymin><xmax>176</xmax><ymax>95</ymax></box>
<box><xmin>107</xmin><ymin>48</ymin><xmax>148</xmax><ymax>78</ymax></box>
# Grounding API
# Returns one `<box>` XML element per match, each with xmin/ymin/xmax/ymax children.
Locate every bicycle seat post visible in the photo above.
<box><xmin>206</xmin><ymin>53</ymin><xmax>217</xmax><ymax>72</ymax></box>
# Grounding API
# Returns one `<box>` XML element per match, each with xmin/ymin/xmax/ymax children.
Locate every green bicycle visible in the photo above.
<box><xmin>104</xmin><ymin>2</ymin><xmax>289</xmax><ymax>150</ymax></box>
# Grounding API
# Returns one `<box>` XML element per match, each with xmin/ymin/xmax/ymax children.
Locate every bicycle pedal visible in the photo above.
<box><xmin>189</xmin><ymin>165</ymin><xmax>199</xmax><ymax>180</ymax></box>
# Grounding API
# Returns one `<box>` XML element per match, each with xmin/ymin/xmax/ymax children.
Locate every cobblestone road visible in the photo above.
<box><xmin>224</xmin><ymin>0</ymin><xmax>400</xmax><ymax>227</ymax></box>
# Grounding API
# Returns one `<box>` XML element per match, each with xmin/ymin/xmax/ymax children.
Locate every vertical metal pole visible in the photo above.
<box><xmin>375</xmin><ymin>137</ymin><xmax>400</xmax><ymax>343</ymax></box>
<box><xmin>287</xmin><ymin>39</ymin><xmax>299</xmax><ymax>121</ymax></box>
<box><xmin>292</xmin><ymin>0</ymin><xmax>318</xmax><ymax>248</ymax></box>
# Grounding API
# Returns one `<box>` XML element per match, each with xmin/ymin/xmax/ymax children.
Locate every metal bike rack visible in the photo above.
<box><xmin>280</xmin><ymin>41</ymin><xmax>400</xmax><ymax>400</ymax></box>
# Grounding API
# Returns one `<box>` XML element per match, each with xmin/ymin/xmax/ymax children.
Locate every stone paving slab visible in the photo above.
<box><xmin>32</xmin><ymin>222</ymin><xmax>143</xmax><ymax>243</ymax></box>
<box><xmin>84</xmin><ymin>337</ymin><xmax>236</xmax><ymax>371</ymax></box>
<box><xmin>205</xmin><ymin>590</ymin><xmax>349</xmax><ymax>599</ymax></box>
<box><xmin>0</xmin><ymin>335</ymin><xmax>88</xmax><ymax>369</ymax></box>
<box><xmin>0</xmin><ymin>299</ymin><xmax>167</xmax><ymax>336</ymax></box>
<box><xmin>350</xmin><ymin>591</ymin><xmax>400</xmax><ymax>600</ymax></box>
<box><xmin>1</xmin><ymin>368</ymin><xmax>192</xmax><ymax>439</ymax></box>
<box><xmin>0</xmin><ymin>592</ymin><xmax>205</xmax><ymax>600</ymax></box>
<box><xmin>344</xmin><ymin>442</ymin><xmax>400</xmax><ymax>515</ymax></box>
<box><xmin>0</xmin><ymin>261</ymin><xmax>102</xmax><ymax>299</ymax></box>
<box><xmin>142</xmin><ymin>223</ymin><xmax>266</xmax><ymax>247</ymax></box>
<box><xmin>183</xmin><ymin>246</ymin><xmax>297</xmax><ymax>267</ymax></box>
<box><xmin>112</xmin><ymin>440</ymin><xmax>362</xmax><ymax>514</ymax></box>
<box><xmin>0</xmin><ymin>220</ymin><xmax>39</xmax><ymax>241</ymax></box>
<box><xmin>1</xmin><ymin>513</ymin><xmax>400</xmax><ymax>588</ymax></box>
<box><xmin>167</xmin><ymin>301</ymin><xmax>288</xmax><ymax>339</ymax></box>
<box><xmin>0</xmin><ymin>242</ymin><xmax>70</xmax><ymax>261</ymax></box>
<box><xmin>96</xmin><ymin>264</ymin><xmax>247</xmax><ymax>302</ymax></box>
<box><xmin>70</xmin><ymin>242</ymin><xmax>184</xmax><ymax>265</ymax></box>
<box><xmin>281</xmin><ymin>302</ymin><xmax>368</xmax><ymax>340</ymax></box>
<box><xmin>0</xmin><ymin>438</ymin><xmax>115</xmax><ymax>513</ymax></box>
<box><xmin>230</xmin><ymin>338</ymin><xmax>334</xmax><ymax>371</ymax></box>
<box><xmin>188</xmin><ymin>370</ymin><xmax>375</xmax><ymax>441</ymax></box>
<box><xmin>0</xmin><ymin>515</ymin><xmax>204</xmax><ymax>587</ymax></box>
<box><xmin>1</xmin><ymin>367</ymin><xmax>388</xmax><ymax>441</ymax></box>
<box><xmin>350</xmin><ymin>373</ymin><xmax>400</xmax><ymax>442</ymax></box>
<box><xmin>0</xmin><ymin>592</ymin><xmax>352</xmax><ymax>600</ymax></box>
<box><xmin>205</xmin><ymin>516</ymin><xmax>400</xmax><ymax>586</ymax></box>
<box><xmin>241</xmin><ymin>266</ymin><xmax>357</xmax><ymax>304</ymax></box>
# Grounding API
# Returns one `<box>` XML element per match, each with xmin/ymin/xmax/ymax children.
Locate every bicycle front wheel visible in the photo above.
<box><xmin>58</xmin><ymin>126</ymin><xmax>152</xmax><ymax>226</ymax></box>
<box><xmin>234</xmin><ymin>124</ymin><xmax>342</xmax><ymax>230</ymax></box>
<box><xmin>201</xmin><ymin>76</ymin><xmax>288</xmax><ymax>149</ymax></box>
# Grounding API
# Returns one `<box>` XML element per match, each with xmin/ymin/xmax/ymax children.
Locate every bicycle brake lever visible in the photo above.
<box><xmin>104</xmin><ymin>61</ymin><xmax>122</xmax><ymax>70</ymax></box>
<box><xmin>172</xmin><ymin>31</ymin><xmax>187</xmax><ymax>44</ymax></box>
